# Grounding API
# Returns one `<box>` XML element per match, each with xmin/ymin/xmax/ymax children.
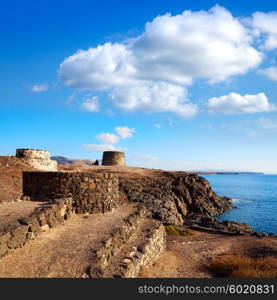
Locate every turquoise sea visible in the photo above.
<box><xmin>201</xmin><ymin>174</ymin><xmax>277</xmax><ymax>235</ymax></box>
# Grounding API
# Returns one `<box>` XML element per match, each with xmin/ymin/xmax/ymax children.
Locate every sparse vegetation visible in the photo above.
<box><xmin>209</xmin><ymin>254</ymin><xmax>277</xmax><ymax>278</ymax></box>
<box><xmin>164</xmin><ymin>225</ymin><xmax>193</xmax><ymax>236</ymax></box>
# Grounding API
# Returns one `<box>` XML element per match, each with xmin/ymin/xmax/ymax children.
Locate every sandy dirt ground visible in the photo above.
<box><xmin>139</xmin><ymin>230</ymin><xmax>277</xmax><ymax>278</ymax></box>
<box><xmin>0</xmin><ymin>201</ymin><xmax>44</xmax><ymax>232</ymax></box>
<box><xmin>0</xmin><ymin>203</ymin><xmax>136</xmax><ymax>278</ymax></box>
<box><xmin>0</xmin><ymin>156</ymin><xmax>37</xmax><ymax>202</ymax></box>
<box><xmin>58</xmin><ymin>164</ymin><xmax>165</xmax><ymax>177</ymax></box>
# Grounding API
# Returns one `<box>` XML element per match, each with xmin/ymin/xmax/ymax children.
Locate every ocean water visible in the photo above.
<box><xmin>201</xmin><ymin>174</ymin><xmax>277</xmax><ymax>234</ymax></box>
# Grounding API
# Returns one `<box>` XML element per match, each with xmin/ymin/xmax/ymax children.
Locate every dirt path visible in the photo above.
<box><xmin>0</xmin><ymin>203</ymin><xmax>136</xmax><ymax>278</ymax></box>
<box><xmin>0</xmin><ymin>201</ymin><xmax>44</xmax><ymax>232</ymax></box>
<box><xmin>139</xmin><ymin>230</ymin><xmax>277</xmax><ymax>278</ymax></box>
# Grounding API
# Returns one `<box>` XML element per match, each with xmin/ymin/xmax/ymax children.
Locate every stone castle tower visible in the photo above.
<box><xmin>16</xmin><ymin>149</ymin><xmax>57</xmax><ymax>171</ymax></box>
<box><xmin>102</xmin><ymin>151</ymin><xmax>125</xmax><ymax>166</ymax></box>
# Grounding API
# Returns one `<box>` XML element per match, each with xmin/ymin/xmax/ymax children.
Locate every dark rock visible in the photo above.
<box><xmin>119</xmin><ymin>172</ymin><xmax>233</xmax><ymax>226</ymax></box>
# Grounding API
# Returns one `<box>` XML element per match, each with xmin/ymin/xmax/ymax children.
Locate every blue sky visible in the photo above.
<box><xmin>1</xmin><ymin>0</ymin><xmax>277</xmax><ymax>173</ymax></box>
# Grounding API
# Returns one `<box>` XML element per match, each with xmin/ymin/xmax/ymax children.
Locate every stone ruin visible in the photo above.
<box><xmin>102</xmin><ymin>151</ymin><xmax>125</xmax><ymax>166</ymax></box>
<box><xmin>0</xmin><ymin>168</ymin><xmax>166</xmax><ymax>277</ymax></box>
<box><xmin>0</xmin><ymin>148</ymin><xmax>166</xmax><ymax>277</ymax></box>
<box><xmin>23</xmin><ymin>171</ymin><xmax>118</xmax><ymax>214</ymax></box>
<box><xmin>16</xmin><ymin>149</ymin><xmax>57</xmax><ymax>171</ymax></box>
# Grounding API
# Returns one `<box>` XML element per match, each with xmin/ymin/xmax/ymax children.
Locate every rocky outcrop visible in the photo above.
<box><xmin>119</xmin><ymin>171</ymin><xmax>233</xmax><ymax>226</ymax></box>
<box><xmin>184</xmin><ymin>216</ymin><xmax>270</xmax><ymax>237</ymax></box>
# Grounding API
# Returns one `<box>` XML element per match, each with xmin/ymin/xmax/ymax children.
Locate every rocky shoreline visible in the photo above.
<box><xmin>119</xmin><ymin>170</ymin><xmax>273</xmax><ymax>238</ymax></box>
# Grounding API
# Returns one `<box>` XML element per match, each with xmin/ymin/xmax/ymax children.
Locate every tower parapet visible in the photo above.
<box><xmin>16</xmin><ymin>149</ymin><xmax>57</xmax><ymax>171</ymax></box>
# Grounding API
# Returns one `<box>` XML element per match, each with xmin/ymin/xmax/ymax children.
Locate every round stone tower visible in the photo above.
<box><xmin>102</xmin><ymin>151</ymin><xmax>126</xmax><ymax>166</ymax></box>
<box><xmin>16</xmin><ymin>148</ymin><xmax>57</xmax><ymax>171</ymax></box>
<box><xmin>16</xmin><ymin>149</ymin><xmax>50</xmax><ymax>160</ymax></box>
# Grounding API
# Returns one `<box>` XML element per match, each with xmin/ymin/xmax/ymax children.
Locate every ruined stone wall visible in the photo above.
<box><xmin>102</xmin><ymin>151</ymin><xmax>125</xmax><ymax>166</ymax></box>
<box><xmin>0</xmin><ymin>198</ymin><xmax>73</xmax><ymax>258</ymax></box>
<box><xmin>16</xmin><ymin>149</ymin><xmax>57</xmax><ymax>171</ymax></box>
<box><xmin>91</xmin><ymin>206</ymin><xmax>147</xmax><ymax>275</ymax></box>
<box><xmin>23</xmin><ymin>171</ymin><xmax>119</xmax><ymax>214</ymax></box>
<box><xmin>118</xmin><ymin>222</ymin><xmax>166</xmax><ymax>278</ymax></box>
<box><xmin>89</xmin><ymin>205</ymin><xmax>166</xmax><ymax>278</ymax></box>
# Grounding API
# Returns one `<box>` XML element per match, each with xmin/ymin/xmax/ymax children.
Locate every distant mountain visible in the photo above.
<box><xmin>51</xmin><ymin>156</ymin><xmax>96</xmax><ymax>166</ymax></box>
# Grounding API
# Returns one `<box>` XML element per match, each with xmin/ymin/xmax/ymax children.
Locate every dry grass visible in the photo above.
<box><xmin>209</xmin><ymin>254</ymin><xmax>277</xmax><ymax>278</ymax></box>
<box><xmin>209</xmin><ymin>238</ymin><xmax>277</xmax><ymax>278</ymax></box>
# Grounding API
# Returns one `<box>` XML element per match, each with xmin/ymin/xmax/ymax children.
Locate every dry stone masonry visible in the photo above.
<box><xmin>102</xmin><ymin>151</ymin><xmax>126</xmax><ymax>166</ymax></box>
<box><xmin>16</xmin><ymin>149</ymin><xmax>57</xmax><ymax>171</ymax></box>
<box><xmin>89</xmin><ymin>205</ymin><xmax>167</xmax><ymax>278</ymax></box>
<box><xmin>23</xmin><ymin>171</ymin><xmax>119</xmax><ymax>214</ymax></box>
<box><xmin>0</xmin><ymin>197</ymin><xmax>73</xmax><ymax>259</ymax></box>
<box><xmin>118</xmin><ymin>221</ymin><xmax>166</xmax><ymax>278</ymax></box>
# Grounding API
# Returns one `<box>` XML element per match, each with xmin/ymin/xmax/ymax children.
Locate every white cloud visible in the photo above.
<box><xmin>59</xmin><ymin>43</ymin><xmax>135</xmax><ymax>91</ymax></box>
<box><xmin>154</xmin><ymin>124</ymin><xmax>162</xmax><ymax>128</ymax></box>
<box><xmin>58</xmin><ymin>5</ymin><xmax>262</xmax><ymax>117</ymax></box>
<box><xmin>206</xmin><ymin>92</ymin><xmax>277</xmax><ymax>114</ymax></box>
<box><xmin>110</xmin><ymin>81</ymin><xmax>197</xmax><ymax>117</ymax></box>
<box><xmin>258</xmin><ymin>67</ymin><xmax>277</xmax><ymax>81</ymax></box>
<box><xmin>31</xmin><ymin>83</ymin><xmax>48</xmax><ymax>92</ymax></box>
<box><xmin>83</xmin><ymin>144</ymin><xmax>119</xmax><ymax>152</ymax></box>
<box><xmin>96</xmin><ymin>133</ymin><xmax>119</xmax><ymax>144</ymax></box>
<box><xmin>252</xmin><ymin>12</ymin><xmax>277</xmax><ymax>50</ymax></box>
<box><xmin>89</xmin><ymin>126</ymin><xmax>135</xmax><ymax>151</ymax></box>
<box><xmin>257</xmin><ymin>117</ymin><xmax>277</xmax><ymax>129</ymax></box>
<box><xmin>80</xmin><ymin>96</ymin><xmax>100</xmax><ymax>112</ymax></box>
<box><xmin>130</xmin><ymin>6</ymin><xmax>261</xmax><ymax>84</ymax></box>
<box><xmin>115</xmin><ymin>126</ymin><xmax>135</xmax><ymax>139</ymax></box>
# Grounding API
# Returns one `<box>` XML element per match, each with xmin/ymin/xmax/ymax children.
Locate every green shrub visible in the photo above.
<box><xmin>164</xmin><ymin>225</ymin><xmax>193</xmax><ymax>236</ymax></box>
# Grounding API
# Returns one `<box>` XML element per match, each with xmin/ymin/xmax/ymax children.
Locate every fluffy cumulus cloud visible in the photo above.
<box><xmin>59</xmin><ymin>6</ymin><xmax>263</xmax><ymax>117</ymax></box>
<box><xmin>206</xmin><ymin>92</ymin><xmax>277</xmax><ymax>114</ymax></box>
<box><xmin>85</xmin><ymin>126</ymin><xmax>135</xmax><ymax>152</ymax></box>
<box><xmin>252</xmin><ymin>12</ymin><xmax>277</xmax><ymax>50</ymax></box>
<box><xmin>96</xmin><ymin>133</ymin><xmax>119</xmax><ymax>144</ymax></box>
<box><xmin>258</xmin><ymin>67</ymin><xmax>277</xmax><ymax>81</ymax></box>
<box><xmin>114</xmin><ymin>126</ymin><xmax>135</xmax><ymax>139</ymax></box>
<box><xmin>110</xmin><ymin>82</ymin><xmax>197</xmax><ymax>118</ymax></box>
<box><xmin>80</xmin><ymin>96</ymin><xmax>100</xmax><ymax>112</ymax></box>
<box><xmin>31</xmin><ymin>83</ymin><xmax>48</xmax><ymax>92</ymax></box>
